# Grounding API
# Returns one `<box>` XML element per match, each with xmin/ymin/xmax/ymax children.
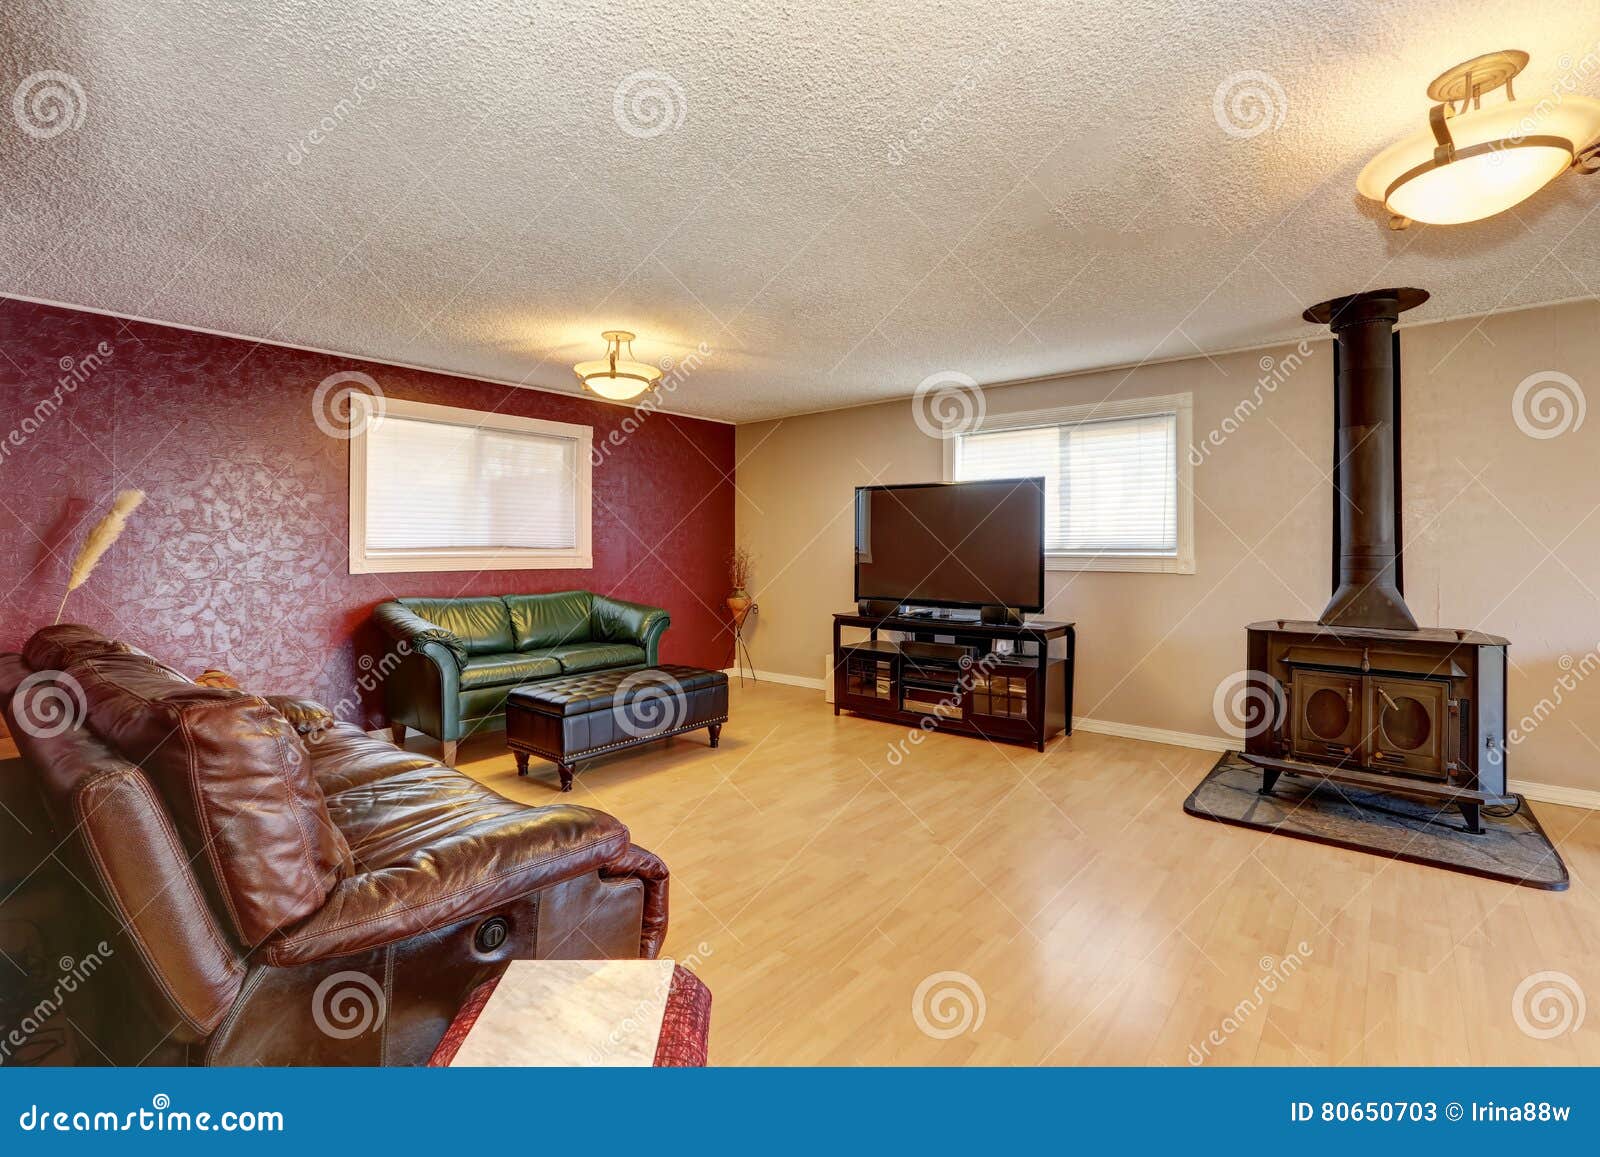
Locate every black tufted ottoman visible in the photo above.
<box><xmin>505</xmin><ymin>665</ymin><xmax>729</xmax><ymax>791</ymax></box>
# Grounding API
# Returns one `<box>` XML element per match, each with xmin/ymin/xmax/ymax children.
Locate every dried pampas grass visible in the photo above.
<box><xmin>56</xmin><ymin>489</ymin><xmax>145</xmax><ymax>624</ymax></box>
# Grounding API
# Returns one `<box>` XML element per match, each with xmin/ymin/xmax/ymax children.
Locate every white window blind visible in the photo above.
<box><xmin>954</xmin><ymin>411</ymin><xmax>1178</xmax><ymax>555</ymax></box>
<box><xmin>365</xmin><ymin>415</ymin><xmax>578</xmax><ymax>552</ymax></box>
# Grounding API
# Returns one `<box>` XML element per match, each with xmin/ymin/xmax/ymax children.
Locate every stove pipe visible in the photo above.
<box><xmin>1302</xmin><ymin>288</ymin><xmax>1429</xmax><ymax>632</ymax></box>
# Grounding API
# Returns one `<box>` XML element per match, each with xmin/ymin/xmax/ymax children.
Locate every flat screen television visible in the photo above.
<box><xmin>854</xmin><ymin>478</ymin><xmax>1045</xmax><ymax>613</ymax></box>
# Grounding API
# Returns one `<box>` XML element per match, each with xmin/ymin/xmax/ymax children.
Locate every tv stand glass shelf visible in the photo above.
<box><xmin>831</xmin><ymin>612</ymin><xmax>1076</xmax><ymax>751</ymax></box>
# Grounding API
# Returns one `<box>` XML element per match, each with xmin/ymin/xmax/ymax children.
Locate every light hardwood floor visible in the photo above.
<box><xmin>441</xmin><ymin>680</ymin><xmax>1599</xmax><ymax>1066</ymax></box>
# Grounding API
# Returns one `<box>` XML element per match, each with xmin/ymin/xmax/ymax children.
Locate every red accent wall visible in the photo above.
<box><xmin>0</xmin><ymin>297</ymin><xmax>735</xmax><ymax>724</ymax></box>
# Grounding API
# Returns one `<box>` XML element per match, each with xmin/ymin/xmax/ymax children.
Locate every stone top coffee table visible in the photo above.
<box><xmin>505</xmin><ymin>665</ymin><xmax>729</xmax><ymax>791</ymax></box>
<box><xmin>427</xmin><ymin>959</ymin><xmax>712</xmax><ymax>1067</ymax></box>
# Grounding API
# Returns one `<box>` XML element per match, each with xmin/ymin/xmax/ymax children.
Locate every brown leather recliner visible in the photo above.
<box><xmin>0</xmin><ymin>625</ymin><xmax>669</xmax><ymax>1066</ymax></box>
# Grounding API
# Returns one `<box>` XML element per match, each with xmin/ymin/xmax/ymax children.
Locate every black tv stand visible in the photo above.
<box><xmin>831</xmin><ymin>612</ymin><xmax>1075</xmax><ymax>752</ymax></box>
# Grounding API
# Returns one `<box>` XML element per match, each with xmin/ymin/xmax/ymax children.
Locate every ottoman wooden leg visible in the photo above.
<box><xmin>707</xmin><ymin>722</ymin><xmax>722</xmax><ymax>748</ymax></box>
<box><xmin>441</xmin><ymin>739</ymin><xmax>458</xmax><ymax>768</ymax></box>
<box><xmin>515</xmin><ymin>751</ymin><xmax>529</xmax><ymax>777</ymax></box>
<box><xmin>558</xmin><ymin>763</ymin><xmax>574</xmax><ymax>792</ymax></box>
<box><xmin>390</xmin><ymin>723</ymin><xmax>407</xmax><ymax>746</ymax></box>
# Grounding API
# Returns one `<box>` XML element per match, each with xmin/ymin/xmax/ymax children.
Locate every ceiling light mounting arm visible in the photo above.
<box><xmin>1428</xmin><ymin>103</ymin><xmax>1456</xmax><ymax>168</ymax></box>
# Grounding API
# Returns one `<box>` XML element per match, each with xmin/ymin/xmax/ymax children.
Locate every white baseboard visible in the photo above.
<box><xmin>1068</xmin><ymin>716</ymin><xmax>1599</xmax><ymax>811</ymax></box>
<box><xmin>723</xmin><ymin>667</ymin><xmax>826</xmax><ymax>691</ymax></box>
<box><xmin>1508</xmin><ymin>779</ymin><xmax>1600</xmax><ymax>811</ymax></box>
<box><xmin>706</xmin><ymin>678</ymin><xmax>1600</xmax><ymax>812</ymax></box>
<box><xmin>1070</xmin><ymin>716</ymin><xmax>1234</xmax><ymax>752</ymax></box>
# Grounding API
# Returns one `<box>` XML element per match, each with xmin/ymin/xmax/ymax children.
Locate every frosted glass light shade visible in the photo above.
<box><xmin>573</xmin><ymin>330</ymin><xmax>662</xmax><ymax>400</ymax></box>
<box><xmin>573</xmin><ymin>360</ymin><xmax>659</xmax><ymax>400</ymax></box>
<box><xmin>1358</xmin><ymin>96</ymin><xmax>1600</xmax><ymax>225</ymax></box>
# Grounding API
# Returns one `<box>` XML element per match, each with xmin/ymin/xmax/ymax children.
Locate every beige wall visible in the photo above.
<box><xmin>734</xmin><ymin>299</ymin><xmax>1600</xmax><ymax>794</ymax></box>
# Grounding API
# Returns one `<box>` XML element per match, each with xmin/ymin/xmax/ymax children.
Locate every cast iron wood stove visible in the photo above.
<box><xmin>1241</xmin><ymin>288</ymin><xmax>1511</xmax><ymax>834</ymax></box>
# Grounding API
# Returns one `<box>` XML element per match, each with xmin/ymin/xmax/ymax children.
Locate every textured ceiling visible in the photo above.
<box><xmin>3</xmin><ymin>1</ymin><xmax>1599</xmax><ymax>422</ymax></box>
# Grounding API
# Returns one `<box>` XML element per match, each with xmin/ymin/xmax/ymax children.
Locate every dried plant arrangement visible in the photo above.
<box><xmin>56</xmin><ymin>489</ymin><xmax>145</xmax><ymax>624</ymax></box>
<box><xmin>728</xmin><ymin>546</ymin><xmax>754</xmax><ymax>596</ymax></box>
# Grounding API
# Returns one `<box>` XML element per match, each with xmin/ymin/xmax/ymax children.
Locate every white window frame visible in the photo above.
<box><xmin>942</xmin><ymin>391</ymin><xmax>1194</xmax><ymax>574</ymax></box>
<box><xmin>348</xmin><ymin>395</ymin><xmax>593</xmax><ymax>574</ymax></box>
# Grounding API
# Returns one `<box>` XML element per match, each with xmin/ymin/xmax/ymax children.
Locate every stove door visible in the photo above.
<box><xmin>1290</xmin><ymin>671</ymin><xmax>1363</xmax><ymax>764</ymax></box>
<box><xmin>1364</xmin><ymin>676</ymin><xmax>1450</xmax><ymax>779</ymax></box>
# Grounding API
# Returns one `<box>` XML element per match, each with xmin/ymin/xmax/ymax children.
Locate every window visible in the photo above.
<box><xmin>349</xmin><ymin>395</ymin><xmax>592</xmax><ymax>573</ymax></box>
<box><xmin>945</xmin><ymin>392</ymin><xmax>1193</xmax><ymax>573</ymax></box>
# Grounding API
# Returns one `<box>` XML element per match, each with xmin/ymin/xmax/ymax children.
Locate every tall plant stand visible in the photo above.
<box><xmin>730</xmin><ymin>602</ymin><xmax>758</xmax><ymax>686</ymax></box>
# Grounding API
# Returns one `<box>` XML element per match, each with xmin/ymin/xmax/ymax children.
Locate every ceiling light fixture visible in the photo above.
<box><xmin>1357</xmin><ymin>49</ymin><xmax>1600</xmax><ymax>229</ymax></box>
<box><xmin>573</xmin><ymin>330</ymin><xmax>662</xmax><ymax>401</ymax></box>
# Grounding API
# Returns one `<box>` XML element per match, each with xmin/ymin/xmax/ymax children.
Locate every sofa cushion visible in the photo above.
<box><xmin>505</xmin><ymin>591</ymin><xmax>593</xmax><ymax>650</ymax></box>
<box><xmin>551</xmin><ymin>642</ymin><xmax>648</xmax><ymax>674</ymax></box>
<box><xmin>268</xmin><ymin>776</ymin><xmax>631</xmax><ymax>966</ymax></box>
<box><xmin>324</xmin><ymin>765</ymin><xmax>563</xmax><ymax>867</ymax></box>
<box><xmin>63</xmin><ymin>645</ymin><xmax>352</xmax><ymax>947</ymax></box>
<box><xmin>459</xmin><ymin>651</ymin><xmax>564</xmax><ymax>690</ymax></box>
<box><xmin>306</xmin><ymin>722</ymin><xmax>440</xmax><ymax>796</ymax></box>
<box><xmin>398</xmin><ymin>596</ymin><xmax>514</xmax><ymax>656</ymax></box>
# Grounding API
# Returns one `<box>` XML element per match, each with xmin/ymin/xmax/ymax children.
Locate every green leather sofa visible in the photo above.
<box><xmin>373</xmin><ymin>591</ymin><xmax>669</xmax><ymax>765</ymax></box>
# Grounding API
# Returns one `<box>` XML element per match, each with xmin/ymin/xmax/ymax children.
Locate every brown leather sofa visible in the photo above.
<box><xmin>0</xmin><ymin>625</ymin><xmax>668</xmax><ymax>1066</ymax></box>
